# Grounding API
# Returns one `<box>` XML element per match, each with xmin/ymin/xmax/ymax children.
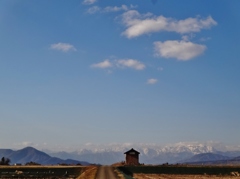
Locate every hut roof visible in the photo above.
<box><xmin>124</xmin><ymin>148</ymin><xmax>140</xmax><ymax>154</ymax></box>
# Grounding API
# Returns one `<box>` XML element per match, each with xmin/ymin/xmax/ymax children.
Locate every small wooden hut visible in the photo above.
<box><xmin>124</xmin><ymin>148</ymin><xmax>140</xmax><ymax>165</ymax></box>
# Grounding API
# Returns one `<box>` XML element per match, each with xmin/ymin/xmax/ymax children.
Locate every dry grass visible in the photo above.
<box><xmin>133</xmin><ymin>174</ymin><xmax>240</xmax><ymax>179</ymax></box>
<box><xmin>0</xmin><ymin>166</ymin><xmax>84</xmax><ymax>178</ymax></box>
<box><xmin>0</xmin><ymin>165</ymin><xmax>84</xmax><ymax>169</ymax></box>
<box><xmin>77</xmin><ymin>166</ymin><xmax>98</xmax><ymax>179</ymax></box>
<box><xmin>114</xmin><ymin>168</ymin><xmax>125</xmax><ymax>179</ymax></box>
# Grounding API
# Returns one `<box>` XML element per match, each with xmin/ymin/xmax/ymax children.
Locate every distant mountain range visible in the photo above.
<box><xmin>180</xmin><ymin>153</ymin><xmax>231</xmax><ymax>163</ymax></box>
<box><xmin>45</xmin><ymin>143</ymin><xmax>240</xmax><ymax>165</ymax></box>
<box><xmin>1</xmin><ymin>143</ymin><xmax>240</xmax><ymax>165</ymax></box>
<box><xmin>181</xmin><ymin>153</ymin><xmax>240</xmax><ymax>165</ymax></box>
<box><xmin>0</xmin><ymin>147</ymin><xmax>90</xmax><ymax>165</ymax></box>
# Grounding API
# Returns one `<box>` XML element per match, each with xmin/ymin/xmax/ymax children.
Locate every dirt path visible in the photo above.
<box><xmin>95</xmin><ymin>166</ymin><xmax>118</xmax><ymax>179</ymax></box>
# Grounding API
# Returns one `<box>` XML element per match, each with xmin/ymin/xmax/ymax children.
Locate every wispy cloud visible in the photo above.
<box><xmin>91</xmin><ymin>60</ymin><xmax>112</xmax><ymax>69</ymax></box>
<box><xmin>121</xmin><ymin>10</ymin><xmax>217</xmax><ymax>38</ymax></box>
<box><xmin>91</xmin><ymin>59</ymin><xmax>145</xmax><ymax>70</ymax></box>
<box><xmin>13</xmin><ymin>141</ymin><xmax>46</xmax><ymax>149</ymax></box>
<box><xmin>87</xmin><ymin>6</ymin><xmax>101</xmax><ymax>14</ymax></box>
<box><xmin>200</xmin><ymin>37</ymin><xmax>212</xmax><ymax>42</ymax></box>
<box><xmin>116</xmin><ymin>59</ymin><xmax>145</xmax><ymax>70</ymax></box>
<box><xmin>82</xmin><ymin>0</ymin><xmax>97</xmax><ymax>5</ymax></box>
<box><xmin>50</xmin><ymin>43</ymin><xmax>76</xmax><ymax>52</ymax></box>
<box><xmin>21</xmin><ymin>141</ymin><xmax>35</xmax><ymax>146</ymax></box>
<box><xmin>87</xmin><ymin>4</ymin><xmax>136</xmax><ymax>14</ymax></box>
<box><xmin>154</xmin><ymin>40</ymin><xmax>206</xmax><ymax>61</ymax></box>
<box><xmin>147</xmin><ymin>78</ymin><xmax>158</xmax><ymax>84</ymax></box>
<box><xmin>103</xmin><ymin>5</ymin><xmax>129</xmax><ymax>12</ymax></box>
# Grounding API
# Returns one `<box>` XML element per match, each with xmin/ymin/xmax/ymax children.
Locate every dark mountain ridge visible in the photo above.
<box><xmin>181</xmin><ymin>152</ymin><xmax>240</xmax><ymax>165</ymax></box>
<box><xmin>0</xmin><ymin>147</ymin><xmax>90</xmax><ymax>165</ymax></box>
<box><xmin>0</xmin><ymin>149</ymin><xmax>14</xmax><ymax>156</ymax></box>
<box><xmin>181</xmin><ymin>153</ymin><xmax>231</xmax><ymax>163</ymax></box>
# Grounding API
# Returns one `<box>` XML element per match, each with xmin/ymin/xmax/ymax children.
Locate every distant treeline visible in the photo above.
<box><xmin>0</xmin><ymin>157</ymin><xmax>10</xmax><ymax>165</ymax></box>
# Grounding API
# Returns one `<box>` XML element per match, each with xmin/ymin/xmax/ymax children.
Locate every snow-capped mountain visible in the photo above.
<box><xmin>45</xmin><ymin>142</ymin><xmax>240</xmax><ymax>165</ymax></box>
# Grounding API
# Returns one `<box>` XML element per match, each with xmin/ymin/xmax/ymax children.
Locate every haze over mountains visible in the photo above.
<box><xmin>0</xmin><ymin>147</ymin><xmax>89</xmax><ymax>165</ymax></box>
<box><xmin>1</xmin><ymin>143</ymin><xmax>240</xmax><ymax>165</ymax></box>
<box><xmin>46</xmin><ymin>143</ymin><xmax>240</xmax><ymax>165</ymax></box>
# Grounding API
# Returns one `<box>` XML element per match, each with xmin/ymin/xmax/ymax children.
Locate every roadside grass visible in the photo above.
<box><xmin>115</xmin><ymin>167</ymin><xmax>134</xmax><ymax>179</ymax></box>
<box><xmin>114</xmin><ymin>168</ymin><xmax>126</xmax><ymax>179</ymax></box>
<box><xmin>77</xmin><ymin>166</ymin><xmax>98</xmax><ymax>179</ymax></box>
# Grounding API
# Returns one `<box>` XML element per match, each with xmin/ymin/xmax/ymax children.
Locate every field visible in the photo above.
<box><xmin>0</xmin><ymin>165</ymin><xmax>85</xmax><ymax>178</ymax></box>
<box><xmin>117</xmin><ymin>165</ymin><xmax>240</xmax><ymax>179</ymax></box>
<box><xmin>2</xmin><ymin>165</ymin><xmax>240</xmax><ymax>179</ymax></box>
<box><xmin>133</xmin><ymin>174</ymin><xmax>240</xmax><ymax>179</ymax></box>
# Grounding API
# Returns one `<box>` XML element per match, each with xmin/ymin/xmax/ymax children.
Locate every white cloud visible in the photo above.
<box><xmin>122</xmin><ymin>10</ymin><xmax>217</xmax><ymax>38</ymax></box>
<box><xmin>147</xmin><ymin>78</ymin><xmax>158</xmax><ymax>84</ymax></box>
<box><xmin>91</xmin><ymin>60</ymin><xmax>112</xmax><ymax>69</ymax></box>
<box><xmin>82</xmin><ymin>0</ymin><xmax>97</xmax><ymax>5</ymax></box>
<box><xmin>116</xmin><ymin>59</ymin><xmax>145</xmax><ymax>70</ymax></box>
<box><xmin>88</xmin><ymin>5</ymin><xmax>135</xmax><ymax>14</ymax></box>
<box><xmin>87</xmin><ymin>6</ymin><xmax>101</xmax><ymax>14</ymax></box>
<box><xmin>13</xmin><ymin>141</ymin><xmax>41</xmax><ymax>149</ymax></box>
<box><xmin>50</xmin><ymin>43</ymin><xmax>76</xmax><ymax>52</ymax></box>
<box><xmin>154</xmin><ymin>40</ymin><xmax>206</xmax><ymax>61</ymax></box>
<box><xmin>91</xmin><ymin>59</ymin><xmax>145</xmax><ymax>70</ymax></box>
<box><xmin>22</xmin><ymin>141</ymin><xmax>34</xmax><ymax>146</ymax></box>
<box><xmin>103</xmin><ymin>5</ymin><xmax>129</xmax><ymax>12</ymax></box>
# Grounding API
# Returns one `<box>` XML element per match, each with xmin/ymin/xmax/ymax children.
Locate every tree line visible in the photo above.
<box><xmin>0</xmin><ymin>157</ymin><xmax>10</xmax><ymax>165</ymax></box>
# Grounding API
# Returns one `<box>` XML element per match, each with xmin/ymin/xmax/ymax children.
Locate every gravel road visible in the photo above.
<box><xmin>95</xmin><ymin>166</ymin><xmax>118</xmax><ymax>179</ymax></box>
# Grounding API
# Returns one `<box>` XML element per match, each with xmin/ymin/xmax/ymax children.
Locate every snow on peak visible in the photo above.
<box><xmin>75</xmin><ymin>142</ymin><xmax>216</xmax><ymax>155</ymax></box>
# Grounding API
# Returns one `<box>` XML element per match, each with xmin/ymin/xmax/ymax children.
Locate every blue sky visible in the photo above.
<box><xmin>0</xmin><ymin>0</ymin><xmax>240</xmax><ymax>150</ymax></box>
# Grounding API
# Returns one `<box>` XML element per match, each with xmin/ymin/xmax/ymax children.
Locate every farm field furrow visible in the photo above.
<box><xmin>133</xmin><ymin>174</ymin><xmax>240</xmax><ymax>179</ymax></box>
<box><xmin>0</xmin><ymin>166</ymin><xmax>83</xmax><ymax>178</ymax></box>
